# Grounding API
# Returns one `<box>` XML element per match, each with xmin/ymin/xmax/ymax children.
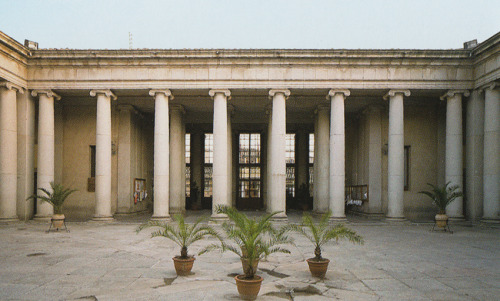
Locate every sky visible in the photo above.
<box><xmin>1</xmin><ymin>0</ymin><xmax>499</xmax><ymax>50</ymax></box>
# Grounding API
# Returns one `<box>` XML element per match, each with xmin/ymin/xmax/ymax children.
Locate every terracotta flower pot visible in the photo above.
<box><xmin>306</xmin><ymin>258</ymin><xmax>330</xmax><ymax>278</ymax></box>
<box><xmin>435</xmin><ymin>214</ymin><xmax>448</xmax><ymax>228</ymax></box>
<box><xmin>51</xmin><ymin>214</ymin><xmax>65</xmax><ymax>229</ymax></box>
<box><xmin>172</xmin><ymin>256</ymin><xmax>195</xmax><ymax>276</ymax></box>
<box><xmin>234</xmin><ymin>274</ymin><xmax>263</xmax><ymax>300</ymax></box>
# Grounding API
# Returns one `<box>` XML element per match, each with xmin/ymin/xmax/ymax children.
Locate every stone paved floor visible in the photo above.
<box><xmin>1</xmin><ymin>211</ymin><xmax>499</xmax><ymax>301</ymax></box>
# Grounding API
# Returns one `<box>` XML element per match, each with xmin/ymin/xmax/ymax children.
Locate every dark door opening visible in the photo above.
<box><xmin>237</xmin><ymin>133</ymin><xmax>263</xmax><ymax>210</ymax></box>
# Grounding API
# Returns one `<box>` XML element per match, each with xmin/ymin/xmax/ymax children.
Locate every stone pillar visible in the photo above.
<box><xmin>296</xmin><ymin>130</ymin><xmax>309</xmax><ymax>190</ymax></box>
<box><xmin>328</xmin><ymin>89</ymin><xmax>350</xmax><ymax>220</ymax></box>
<box><xmin>170</xmin><ymin>104</ymin><xmax>185</xmax><ymax>215</ymax></box>
<box><xmin>313</xmin><ymin>113</ymin><xmax>318</xmax><ymax>209</ymax></box>
<box><xmin>227</xmin><ymin>105</ymin><xmax>234</xmax><ymax>207</ymax></box>
<box><xmin>314</xmin><ymin>105</ymin><xmax>330</xmax><ymax>213</ymax></box>
<box><xmin>116</xmin><ymin>105</ymin><xmax>134</xmax><ymax>214</ymax></box>
<box><xmin>483</xmin><ymin>84</ymin><xmax>500</xmax><ymax>222</ymax></box>
<box><xmin>384</xmin><ymin>89</ymin><xmax>410</xmax><ymax>220</ymax></box>
<box><xmin>465</xmin><ymin>90</ymin><xmax>484</xmax><ymax>220</ymax></box>
<box><xmin>150</xmin><ymin>90</ymin><xmax>173</xmax><ymax>220</ymax></box>
<box><xmin>268</xmin><ymin>89</ymin><xmax>290</xmax><ymax>219</ymax></box>
<box><xmin>441</xmin><ymin>90</ymin><xmax>469</xmax><ymax>220</ymax></box>
<box><xmin>16</xmin><ymin>91</ymin><xmax>36</xmax><ymax>220</ymax></box>
<box><xmin>366</xmin><ymin>106</ymin><xmax>383</xmax><ymax>215</ymax></box>
<box><xmin>0</xmin><ymin>82</ymin><xmax>22</xmax><ymax>221</ymax></box>
<box><xmin>266</xmin><ymin>108</ymin><xmax>273</xmax><ymax>210</ymax></box>
<box><xmin>209</xmin><ymin>90</ymin><xmax>230</xmax><ymax>218</ymax></box>
<box><xmin>90</xmin><ymin>90</ymin><xmax>116</xmax><ymax>221</ymax></box>
<box><xmin>32</xmin><ymin>90</ymin><xmax>60</xmax><ymax>221</ymax></box>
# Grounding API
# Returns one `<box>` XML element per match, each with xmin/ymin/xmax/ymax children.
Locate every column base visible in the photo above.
<box><xmin>481</xmin><ymin>218</ymin><xmax>500</xmax><ymax>224</ymax></box>
<box><xmin>210</xmin><ymin>214</ymin><xmax>228</xmax><ymax>224</ymax></box>
<box><xmin>385</xmin><ymin>216</ymin><xmax>406</xmax><ymax>222</ymax></box>
<box><xmin>91</xmin><ymin>216</ymin><xmax>115</xmax><ymax>222</ymax></box>
<box><xmin>329</xmin><ymin>216</ymin><xmax>347</xmax><ymax>223</ymax></box>
<box><xmin>33</xmin><ymin>215</ymin><xmax>52</xmax><ymax>222</ymax></box>
<box><xmin>270</xmin><ymin>216</ymin><xmax>288</xmax><ymax>224</ymax></box>
<box><xmin>0</xmin><ymin>217</ymin><xmax>19</xmax><ymax>223</ymax></box>
<box><xmin>151</xmin><ymin>215</ymin><xmax>171</xmax><ymax>221</ymax></box>
<box><xmin>448</xmin><ymin>216</ymin><xmax>465</xmax><ymax>222</ymax></box>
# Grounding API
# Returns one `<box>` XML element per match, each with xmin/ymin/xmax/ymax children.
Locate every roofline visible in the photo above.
<box><xmin>0</xmin><ymin>31</ymin><xmax>31</xmax><ymax>56</ymax></box>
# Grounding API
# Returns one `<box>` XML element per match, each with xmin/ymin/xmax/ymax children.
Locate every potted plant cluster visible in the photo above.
<box><xmin>137</xmin><ymin>214</ymin><xmax>220</xmax><ymax>276</ymax></box>
<box><xmin>28</xmin><ymin>181</ymin><xmax>77</xmax><ymax>231</ymax></box>
<box><xmin>200</xmin><ymin>206</ymin><xmax>292</xmax><ymax>300</ymax></box>
<box><xmin>419</xmin><ymin>182</ymin><xmax>463</xmax><ymax>230</ymax></box>
<box><xmin>289</xmin><ymin>210</ymin><xmax>363</xmax><ymax>278</ymax></box>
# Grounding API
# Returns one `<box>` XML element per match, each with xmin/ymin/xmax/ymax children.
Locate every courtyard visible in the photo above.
<box><xmin>0</xmin><ymin>212</ymin><xmax>499</xmax><ymax>301</ymax></box>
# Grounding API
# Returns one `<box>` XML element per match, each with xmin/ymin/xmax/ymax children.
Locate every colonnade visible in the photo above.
<box><xmin>0</xmin><ymin>83</ymin><xmax>498</xmax><ymax>222</ymax></box>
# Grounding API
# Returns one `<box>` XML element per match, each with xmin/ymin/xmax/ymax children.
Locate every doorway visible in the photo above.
<box><xmin>237</xmin><ymin>133</ymin><xmax>263</xmax><ymax>209</ymax></box>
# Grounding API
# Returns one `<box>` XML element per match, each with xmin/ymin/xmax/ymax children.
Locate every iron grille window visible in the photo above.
<box><xmin>239</xmin><ymin>133</ymin><xmax>261</xmax><ymax>198</ymax></box>
<box><xmin>204</xmin><ymin>133</ymin><xmax>213</xmax><ymax>197</ymax></box>
<box><xmin>185</xmin><ymin>133</ymin><xmax>191</xmax><ymax>197</ymax></box>
<box><xmin>286</xmin><ymin>133</ymin><xmax>296</xmax><ymax>197</ymax></box>
<box><xmin>309</xmin><ymin>133</ymin><xmax>314</xmax><ymax>197</ymax></box>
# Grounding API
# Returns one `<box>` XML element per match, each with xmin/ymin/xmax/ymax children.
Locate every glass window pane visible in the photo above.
<box><xmin>239</xmin><ymin>134</ymin><xmax>250</xmax><ymax>164</ymax></box>
<box><xmin>309</xmin><ymin>133</ymin><xmax>314</xmax><ymax>164</ymax></box>
<box><xmin>309</xmin><ymin>166</ymin><xmax>314</xmax><ymax>197</ymax></box>
<box><xmin>286</xmin><ymin>133</ymin><xmax>295</xmax><ymax>164</ymax></box>
<box><xmin>204</xmin><ymin>133</ymin><xmax>213</xmax><ymax>164</ymax></box>
<box><xmin>185</xmin><ymin>133</ymin><xmax>191</xmax><ymax>164</ymax></box>
<box><xmin>239</xmin><ymin>181</ymin><xmax>249</xmax><ymax>198</ymax></box>
<box><xmin>250</xmin><ymin>181</ymin><xmax>260</xmax><ymax>198</ymax></box>
<box><xmin>204</xmin><ymin>166</ymin><xmax>213</xmax><ymax>197</ymax></box>
<box><xmin>286</xmin><ymin>166</ymin><xmax>295</xmax><ymax>197</ymax></box>
<box><xmin>185</xmin><ymin>166</ymin><xmax>191</xmax><ymax>197</ymax></box>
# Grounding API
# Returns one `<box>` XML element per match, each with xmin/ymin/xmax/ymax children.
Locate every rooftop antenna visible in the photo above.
<box><xmin>129</xmin><ymin>32</ymin><xmax>133</xmax><ymax>49</ymax></box>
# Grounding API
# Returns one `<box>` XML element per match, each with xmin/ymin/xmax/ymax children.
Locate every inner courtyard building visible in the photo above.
<box><xmin>0</xmin><ymin>31</ymin><xmax>499</xmax><ymax>222</ymax></box>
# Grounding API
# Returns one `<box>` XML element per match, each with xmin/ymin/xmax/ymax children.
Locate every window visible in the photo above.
<box><xmin>308</xmin><ymin>133</ymin><xmax>314</xmax><ymax>197</ymax></box>
<box><xmin>286</xmin><ymin>133</ymin><xmax>296</xmax><ymax>197</ymax></box>
<box><xmin>204</xmin><ymin>133</ymin><xmax>213</xmax><ymax>197</ymax></box>
<box><xmin>239</xmin><ymin>133</ymin><xmax>261</xmax><ymax>198</ymax></box>
<box><xmin>90</xmin><ymin>145</ymin><xmax>96</xmax><ymax>178</ymax></box>
<box><xmin>185</xmin><ymin>133</ymin><xmax>191</xmax><ymax>197</ymax></box>
<box><xmin>404</xmin><ymin>145</ymin><xmax>410</xmax><ymax>191</ymax></box>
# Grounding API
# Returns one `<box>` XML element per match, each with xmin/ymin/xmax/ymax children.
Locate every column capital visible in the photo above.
<box><xmin>149</xmin><ymin>89</ymin><xmax>174</xmax><ymax>100</ymax></box>
<box><xmin>269</xmin><ymin>89</ymin><xmax>290</xmax><ymax>99</ymax></box>
<box><xmin>209</xmin><ymin>89</ymin><xmax>231</xmax><ymax>99</ymax></box>
<box><xmin>484</xmin><ymin>82</ymin><xmax>498</xmax><ymax>92</ymax></box>
<box><xmin>440</xmin><ymin>89</ymin><xmax>470</xmax><ymax>101</ymax></box>
<box><xmin>327</xmin><ymin>89</ymin><xmax>350</xmax><ymax>99</ymax></box>
<box><xmin>90</xmin><ymin>89</ymin><xmax>117</xmax><ymax>100</ymax></box>
<box><xmin>31</xmin><ymin>89</ymin><xmax>60</xmax><ymax>100</ymax></box>
<box><xmin>383</xmin><ymin>89</ymin><xmax>410</xmax><ymax>100</ymax></box>
<box><xmin>0</xmin><ymin>82</ymin><xmax>24</xmax><ymax>94</ymax></box>
<box><xmin>314</xmin><ymin>104</ymin><xmax>330</xmax><ymax>114</ymax></box>
<box><xmin>170</xmin><ymin>104</ymin><xmax>185</xmax><ymax>114</ymax></box>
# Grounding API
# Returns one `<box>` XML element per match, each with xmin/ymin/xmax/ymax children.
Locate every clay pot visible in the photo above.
<box><xmin>234</xmin><ymin>274</ymin><xmax>263</xmax><ymax>300</ymax></box>
<box><xmin>241</xmin><ymin>257</ymin><xmax>259</xmax><ymax>276</ymax></box>
<box><xmin>306</xmin><ymin>258</ymin><xmax>330</xmax><ymax>278</ymax></box>
<box><xmin>172</xmin><ymin>256</ymin><xmax>195</xmax><ymax>276</ymax></box>
<box><xmin>435</xmin><ymin>214</ymin><xmax>448</xmax><ymax>228</ymax></box>
<box><xmin>51</xmin><ymin>214</ymin><xmax>65</xmax><ymax>229</ymax></box>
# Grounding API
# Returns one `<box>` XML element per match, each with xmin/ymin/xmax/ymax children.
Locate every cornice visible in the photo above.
<box><xmin>0</xmin><ymin>31</ymin><xmax>30</xmax><ymax>57</ymax></box>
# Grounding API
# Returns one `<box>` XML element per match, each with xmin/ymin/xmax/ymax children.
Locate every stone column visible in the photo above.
<box><xmin>328</xmin><ymin>89</ymin><xmax>350</xmax><ymax>220</ymax></box>
<box><xmin>296</xmin><ymin>130</ymin><xmax>309</xmax><ymax>191</ymax></box>
<box><xmin>483</xmin><ymin>84</ymin><xmax>500</xmax><ymax>222</ymax></box>
<box><xmin>0</xmin><ymin>82</ymin><xmax>23</xmax><ymax>221</ymax></box>
<box><xmin>366</xmin><ymin>106</ymin><xmax>383</xmax><ymax>215</ymax></box>
<box><xmin>169</xmin><ymin>104</ymin><xmax>185</xmax><ymax>214</ymax></box>
<box><xmin>209</xmin><ymin>90</ymin><xmax>230</xmax><ymax>218</ymax></box>
<box><xmin>150</xmin><ymin>89</ymin><xmax>173</xmax><ymax>220</ymax></box>
<box><xmin>191</xmin><ymin>131</ymin><xmax>202</xmax><ymax>208</ymax></box>
<box><xmin>314</xmin><ymin>105</ymin><xmax>330</xmax><ymax>213</ymax></box>
<box><xmin>268</xmin><ymin>89</ymin><xmax>290</xmax><ymax>219</ymax></box>
<box><xmin>227</xmin><ymin>105</ymin><xmax>234</xmax><ymax>207</ymax></box>
<box><xmin>313</xmin><ymin>113</ymin><xmax>318</xmax><ymax>209</ymax></box>
<box><xmin>465</xmin><ymin>90</ymin><xmax>484</xmax><ymax>220</ymax></box>
<box><xmin>116</xmin><ymin>105</ymin><xmax>134</xmax><ymax>215</ymax></box>
<box><xmin>90</xmin><ymin>90</ymin><xmax>116</xmax><ymax>221</ymax></box>
<box><xmin>32</xmin><ymin>90</ymin><xmax>60</xmax><ymax>221</ymax></box>
<box><xmin>441</xmin><ymin>90</ymin><xmax>469</xmax><ymax>220</ymax></box>
<box><xmin>384</xmin><ymin>90</ymin><xmax>410</xmax><ymax>220</ymax></box>
<box><xmin>266</xmin><ymin>107</ymin><xmax>273</xmax><ymax>210</ymax></box>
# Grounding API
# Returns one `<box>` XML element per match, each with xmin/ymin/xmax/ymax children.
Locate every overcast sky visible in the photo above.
<box><xmin>1</xmin><ymin>0</ymin><xmax>499</xmax><ymax>50</ymax></box>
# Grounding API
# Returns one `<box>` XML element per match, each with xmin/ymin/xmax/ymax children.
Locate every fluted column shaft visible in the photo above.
<box><xmin>442</xmin><ymin>90</ymin><xmax>469</xmax><ymax>219</ymax></box>
<box><xmin>315</xmin><ymin>105</ymin><xmax>330</xmax><ymax>213</ymax></box>
<box><xmin>483</xmin><ymin>86</ymin><xmax>500</xmax><ymax>221</ymax></box>
<box><xmin>328</xmin><ymin>90</ymin><xmax>349</xmax><ymax>220</ymax></box>
<box><xmin>150</xmin><ymin>90</ymin><xmax>172</xmax><ymax>219</ymax></box>
<box><xmin>91</xmin><ymin>90</ymin><xmax>115</xmax><ymax>221</ymax></box>
<box><xmin>269</xmin><ymin>89</ymin><xmax>289</xmax><ymax>218</ymax></box>
<box><xmin>210</xmin><ymin>90</ymin><xmax>230</xmax><ymax>218</ymax></box>
<box><xmin>169</xmin><ymin>105</ymin><xmax>185</xmax><ymax>214</ymax></box>
<box><xmin>385</xmin><ymin>90</ymin><xmax>410</xmax><ymax>219</ymax></box>
<box><xmin>0</xmin><ymin>83</ymin><xmax>22</xmax><ymax>221</ymax></box>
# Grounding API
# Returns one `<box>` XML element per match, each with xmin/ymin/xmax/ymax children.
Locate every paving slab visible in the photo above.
<box><xmin>0</xmin><ymin>212</ymin><xmax>499</xmax><ymax>300</ymax></box>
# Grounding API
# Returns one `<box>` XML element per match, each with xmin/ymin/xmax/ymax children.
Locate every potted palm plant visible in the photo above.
<box><xmin>137</xmin><ymin>214</ymin><xmax>220</xmax><ymax>276</ymax></box>
<box><xmin>419</xmin><ymin>182</ymin><xmax>463</xmax><ymax>229</ymax></box>
<box><xmin>28</xmin><ymin>182</ymin><xmax>77</xmax><ymax>230</ymax></box>
<box><xmin>200</xmin><ymin>206</ymin><xmax>292</xmax><ymax>300</ymax></box>
<box><xmin>289</xmin><ymin>211</ymin><xmax>363</xmax><ymax>278</ymax></box>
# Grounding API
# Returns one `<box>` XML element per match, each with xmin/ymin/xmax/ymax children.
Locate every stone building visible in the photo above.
<box><xmin>0</xmin><ymin>30</ymin><xmax>498</xmax><ymax>222</ymax></box>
